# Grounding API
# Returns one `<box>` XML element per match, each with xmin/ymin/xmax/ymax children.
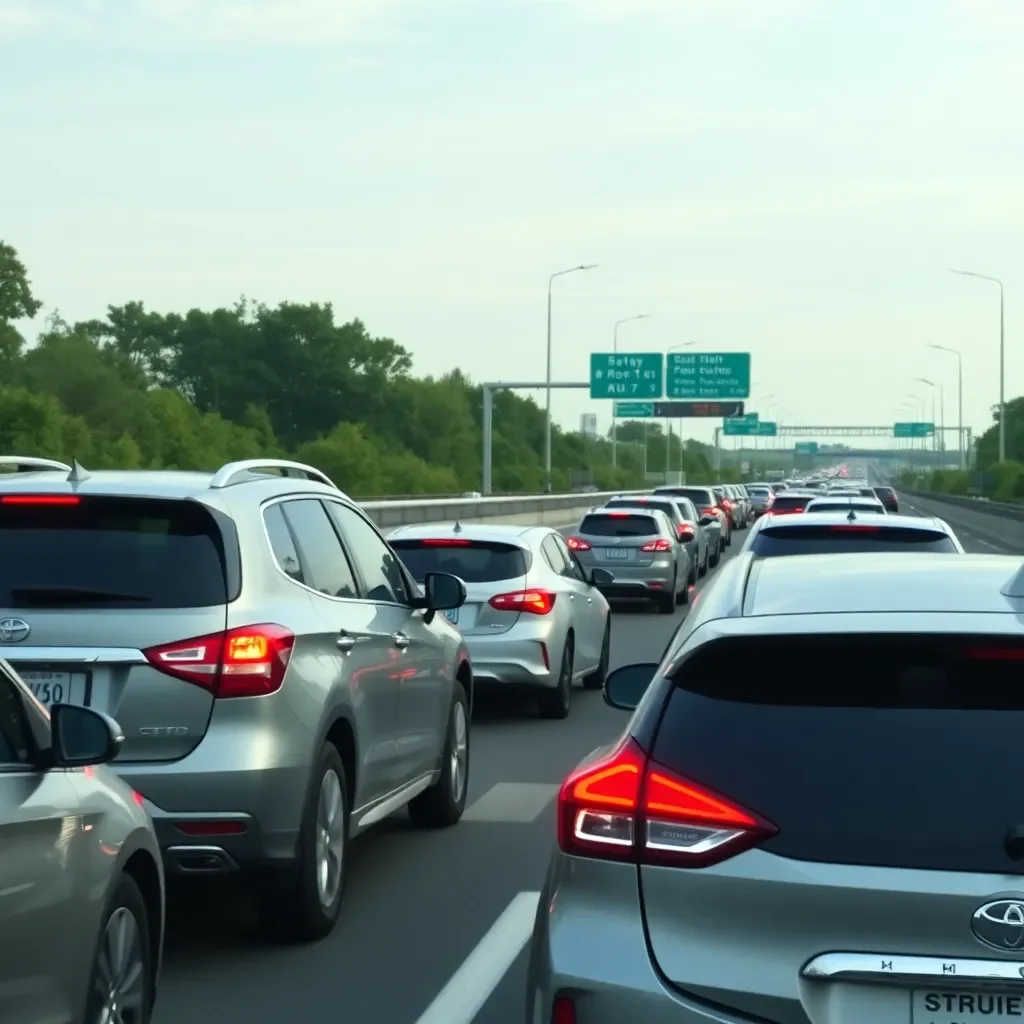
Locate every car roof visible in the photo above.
<box><xmin>387</xmin><ymin>522</ymin><xmax>533</xmax><ymax>544</ymax></box>
<box><xmin>756</xmin><ymin>511</ymin><xmax>946</xmax><ymax>531</ymax></box>
<box><xmin>745</xmin><ymin>553</ymin><xmax>1024</xmax><ymax>616</ymax></box>
<box><xmin>585</xmin><ymin>505</ymin><xmax>665</xmax><ymax>518</ymax></box>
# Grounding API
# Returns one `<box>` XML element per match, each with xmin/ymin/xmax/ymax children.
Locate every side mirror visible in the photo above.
<box><xmin>603</xmin><ymin>663</ymin><xmax>659</xmax><ymax>711</ymax></box>
<box><xmin>698</xmin><ymin>515</ymin><xmax>715</xmax><ymax>526</ymax></box>
<box><xmin>590</xmin><ymin>567</ymin><xmax>614</xmax><ymax>586</ymax></box>
<box><xmin>423</xmin><ymin>571</ymin><xmax>467</xmax><ymax>611</ymax></box>
<box><xmin>50</xmin><ymin>704</ymin><xmax>123</xmax><ymax>768</ymax></box>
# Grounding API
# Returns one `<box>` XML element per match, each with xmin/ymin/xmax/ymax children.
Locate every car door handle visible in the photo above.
<box><xmin>392</xmin><ymin>632</ymin><xmax>410</xmax><ymax>650</ymax></box>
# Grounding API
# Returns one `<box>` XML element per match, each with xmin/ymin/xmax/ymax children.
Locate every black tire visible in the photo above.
<box><xmin>659</xmin><ymin>576</ymin><xmax>677</xmax><ymax>614</ymax></box>
<box><xmin>710</xmin><ymin>539</ymin><xmax>721</xmax><ymax>568</ymax></box>
<box><xmin>257</xmin><ymin>744</ymin><xmax>348</xmax><ymax>942</ymax></box>
<box><xmin>85</xmin><ymin>873</ymin><xmax>155</xmax><ymax>1024</ymax></box>
<box><xmin>723</xmin><ymin>526</ymin><xmax>732</xmax><ymax>547</ymax></box>
<box><xmin>539</xmin><ymin>636</ymin><xmax>573</xmax><ymax>719</ymax></box>
<box><xmin>688</xmin><ymin>557</ymin><xmax>697</xmax><ymax>586</ymax></box>
<box><xmin>698</xmin><ymin>548</ymin><xmax>708</xmax><ymax>578</ymax></box>
<box><xmin>583</xmin><ymin>621</ymin><xmax>611</xmax><ymax>690</ymax></box>
<box><xmin>409</xmin><ymin>679</ymin><xmax>470</xmax><ymax>827</ymax></box>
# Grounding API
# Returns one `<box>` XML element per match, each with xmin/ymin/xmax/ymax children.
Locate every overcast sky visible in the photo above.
<box><xmin>2</xmin><ymin>0</ymin><xmax>1022</xmax><ymax>448</ymax></box>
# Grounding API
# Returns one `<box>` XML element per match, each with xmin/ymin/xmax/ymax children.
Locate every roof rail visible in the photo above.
<box><xmin>0</xmin><ymin>456</ymin><xmax>72</xmax><ymax>473</ymax></box>
<box><xmin>209</xmin><ymin>459</ymin><xmax>339</xmax><ymax>491</ymax></box>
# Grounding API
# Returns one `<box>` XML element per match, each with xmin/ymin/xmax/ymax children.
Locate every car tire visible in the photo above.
<box><xmin>698</xmin><ymin>549</ymin><xmax>708</xmax><ymax>577</ymax></box>
<box><xmin>84</xmin><ymin>872</ymin><xmax>155</xmax><ymax>1024</ymax></box>
<box><xmin>688</xmin><ymin>558</ymin><xmax>697</xmax><ymax>586</ymax></box>
<box><xmin>582</xmin><ymin>621</ymin><xmax>610</xmax><ymax>690</ymax></box>
<box><xmin>257</xmin><ymin>744</ymin><xmax>348</xmax><ymax>942</ymax></box>
<box><xmin>659</xmin><ymin>576</ymin><xmax>677</xmax><ymax>615</ymax></box>
<box><xmin>539</xmin><ymin>636</ymin><xmax>573</xmax><ymax>719</ymax></box>
<box><xmin>710</xmin><ymin>540</ymin><xmax>721</xmax><ymax>568</ymax></box>
<box><xmin>409</xmin><ymin>679</ymin><xmax>470</xmax><ymax>827</ymax></box>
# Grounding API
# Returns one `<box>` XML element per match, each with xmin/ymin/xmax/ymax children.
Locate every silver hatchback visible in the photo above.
<box><xmin>568</xmin><ymin>508</ymin><xmax>691</xmax><ymax>615</ymax></box>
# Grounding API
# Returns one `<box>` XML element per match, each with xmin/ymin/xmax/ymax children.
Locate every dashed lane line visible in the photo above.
<box><xmin>463</xmin><ymin>783</ymin><xmax>560</xmax><ymax>824</ymax></box>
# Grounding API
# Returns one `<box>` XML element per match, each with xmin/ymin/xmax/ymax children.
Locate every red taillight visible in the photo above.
<box><xmin>721</xmin><ymin>499</ymin><xmax>733</xmax><ymax>511</ymax></box>
<box><xmin>640</xmin><ymin>538</ymin><xmax>673</xmax><ymax>552</ymax></box>
<box><xmin>489</xmin><ymin>589</ymin><xmax>556</xmax><ymax>615</ymax></box>
<box><xmin>677</xmin><ymin>524</ymin><xmax>695</xmax><ymax>540</ymax></box>
<box><xmin>552</xmin><ymin>995</ymin><xmax>577</xmax><ymax>1024</ymax></box>
<box><xmin>965</xmin><ymin>647</ymin><xmax>1024</xmax><ymax>661</ymax></box>
<box><xmin>143</xmin><ymin>624</ymin><xmax>295</xmax><ymax>698</ymax></box>
<box><xmin>175</xmin><ymin>819</ymin><xmax>247</xmax><ymax>836</ymax></box>
<box><xmin>607</xmin><ymin>512</ymin><xmax>630</xmax><ymax>518</ymax></box>
<box><xmin>557</xmin><ymin>736</ymin><xmax>775</xmax><ymax>867</ymax></box>
<box><xmin>566</xmin><ymin>537</ymin><xmax>591</xmax><ymax>551</ymax></box>
<box><xmin>418</xmin><ymin>538</ymin><xmax>471</xmax><ymax>546</ymax></box>
<box><xmin>1</xmin><ymin>494</ymin><xmax>80</xmax><ymax>505</ymax></box>
<box><xmin>699</xmin><ymin>507</ymin><xmax>719</xmax><ymax>518</ymax></box>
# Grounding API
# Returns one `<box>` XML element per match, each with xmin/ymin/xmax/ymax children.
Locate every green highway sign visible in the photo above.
<box><xmin>590</xmin><ymin>353</ymin><xmax>664</xmax><ymax>399</ymax></box>
<box><xmin>666</xmin><ymin>352</ymin><xmax>751</xmax><ymax>400</ymax></box>
<box><xmin>614</xmin><ymin>401</ymin><xmax>655</xmax><ymax>418</ymax></box>
<box><xmin>795</xmin><ymin>442</ymin><xmax>819</xmax><ymax>454</ymax></box>
<box><xmin>723</xmin><ymin>417</ymin><xmax>758</xmax><ymax>436</ymax></box>
<box><xmin>757</xmin><ymin>421</ymin><xmax>777</xmax><ymax>436</ymax></box>
<box><xmin>894</xmin><ymin>421</ymin><xmax>935</xmax><ymax>438</ymax></box>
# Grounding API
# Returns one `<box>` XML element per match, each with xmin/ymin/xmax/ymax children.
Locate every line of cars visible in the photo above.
<box><xmin>527</xmin><ymin>474</ymin><xmax>1020</xmax><ymax>1024</ymax></box>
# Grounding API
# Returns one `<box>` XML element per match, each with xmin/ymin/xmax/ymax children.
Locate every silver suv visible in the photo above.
<box><xmin>0</xmin><ymin>457</ymin><xmax>472</xmax><ymax>941</ymax></box>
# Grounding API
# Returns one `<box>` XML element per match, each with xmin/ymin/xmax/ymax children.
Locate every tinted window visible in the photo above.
<box><xmin>326</xmin><ymin>503</ymin><xmax>407</xmax><ymax>604</ymax></box>
<box><xmin>580</xmin><ymin>513</ymin><xmax>659</xmax><ymax>537</ymax></box>
<box><xmin>874</xmin><ymin>487</ymin><xmax>896</xmax><ymax>499</ymax></box>
<box><xmin>279</xmin><ymin>500</ymin><xmax>358</xmax><ymax>598</ymax></box>
<box><xmin>0</xmin><ymin>496</ymin><xmax>228</xmax><ymax>609</ymax></box>
<box><xmin>392</xmin><ymin>540</ymin><xmax>528</xmax><ymax>583</ymax></box>
<box><xmin>805</xmin><ymin>502</ymin><xmax>883</xmax><ymax>514</ymax></box>
<box><xmin>0</xmin><ymin>674</ymin><xmax>33</xmax><ymax>764</ymax></box>
<box><xmin>606</xmin><ymin>499</ymin><xmax>681</xmax><ymax>522</ymax></box>
<box><xmin>263</xmin><ymin>503</ymin><xmax>304</xmax><ymax>584</ymax></box>
<box><xmin>656</xmin><ymin>488</ymin><xmax>714</xmax><ymax>507</ymax></box>
<box><xmin>553</xmin><ymin>534</ymin><xmax>587</xmax><ymax>581</ymax></box>
<box><xmin>750</xmin><ymin>525</ymin><xmax>958</xmax><ymax>555</ymax></box>
<box><xmin>651</xmin><ymin>634</ymin><xmax>1024</xmax><ymax>873</ymax></box>
<box><xmin>769</xmin><ymin>494</ymin><xmax>814</xmax><ymax>511</ymax></box>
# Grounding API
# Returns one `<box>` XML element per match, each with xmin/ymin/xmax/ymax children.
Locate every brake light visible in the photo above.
<box><xmin>964</xmin><ymin>647</ymin><xmax>1024</xmax><ymax>661</ymax></box>
<box><xmin>677</xmin><ymin>524</ymin><xmax>695</xmax><ymax>540</ymax></box>
<box><xmin>419</xmin><ymin>538</ymin><xmax>471</xmax><ymax>546</ymax></box>
<box><xmin>828</xmin><ymin>525</ymin><xmax>881</xmax><ymax>532</ymax></box>
<box><xmin>143</xmin><ymin>624</ymin><xmax>295</xmax><ymax>698</ymax></box>
<box><xmin>699</xmin><ymin>507</ymin><xmax>719</xmax><ymax>518</ymax></box>
<box><xmin>566</xmin><ymin>537</ymin><xmax>591</xmax><ymax>551</ymax></box>
<box><xmin>640</xmin><ymin>538</ymin><xmax>673</xmax><ymax>552</ymax></box>
<box><xmin>607</xmin><ymin>512</ymin><xmax>630</xmax><ymax>518</ymax></box>
<box><xmin>1</xmin><ymin>495</ymin><xmax>80</xmax><ymax>505</ymax></box>
<box><xmin>557</xmin><ymin>735</ymin><xmax>776</xmax><ymax>867</ymax></box>
<box><xmin>720</xmin><ymin>499</ymin><xmax>733</xmax><ymax>511</ymax></box>
<box><xmin>489</xmin><ymin>589</ymin><xmax>556</xmax><ymax>615</ymax></box>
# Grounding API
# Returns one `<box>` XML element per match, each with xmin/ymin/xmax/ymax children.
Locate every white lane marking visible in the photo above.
<box><xmin>413</xmin><ymin>890</ymin><xmax>541</xmax><ymax>1024</ymax></box>
<box><xmin>463</xmin><ymin>783</ymin><xmax>559</xmax><ymax>823</ymax></box>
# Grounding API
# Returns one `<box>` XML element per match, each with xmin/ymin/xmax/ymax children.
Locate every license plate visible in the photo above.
<box><xmin>443</xmin><ymin>607</ymin><xmax>459</xmax><ymax>624</ymax></box>
<box><xmin>16</xmin><ymin>670</ymin><xmax>88</xmax><ymax>709</ymax></box>
<box><xmin>913</xmin><ymin>990</ymin><xmax>1024</xmax><ymax>1022</ymax></box>
<box><xmin>604</xmin><ymin>549</ymin><xmax>630</xmax><ymax>559</ymax></box>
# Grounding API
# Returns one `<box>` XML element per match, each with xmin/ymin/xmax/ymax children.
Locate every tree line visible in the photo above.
<box><xmin>0</xmin><ymin>242</ymin><xmax>723</xmax><ymax>496</ymax></box>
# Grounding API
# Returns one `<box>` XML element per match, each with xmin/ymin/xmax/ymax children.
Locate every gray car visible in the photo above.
<box><xmin>0</xmin><ymin>658</ymin><xmax>164</xmax><ymax>1024</ymax></box>
<box><xmin>652</xmin><ymin>487</ymin><xmax>725</xmax><ymax>566</ymax></box>
<box><xmin>568</xmin><ymin>507</ymin><xmax>691</xmax><ymax>614</ymax></box>
<box><xmin>527</xmin><ymin>551</ymin><xmax>1024</xmax><ymax>1023</ymax></box>
<box><xmin>602</xmin><ymin>496</ymin><xmax>708</xmax><ymax>581</ymax></box>
<box><xmin>387</xmin><ymin>523</ymin><xmax>612</xmax><ymax>720</ymax></box>
<box><xmin>0</xmin><ymin>457</ymin><xmax>471</xmax><ymax>941</ymax></box>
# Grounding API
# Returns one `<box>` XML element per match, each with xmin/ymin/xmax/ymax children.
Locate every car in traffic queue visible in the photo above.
<box><xmin>756</xmin><ymin>489</ymin><xmax>818</xmax><ymax>516</ymax></box>
<box><xmin>654</xmin><ymin>486</ymin><xmax>728</xmax><ymax>561</ymax></box>
<box><xmin>0</xmin><ymin>456</ymin><xmax>472</xmax><ymax>942</ymax></box>
<box><xmin>601</xmin><ymin>495</ymin><xmax>709</xmax><ymax>581</ymax></box>
<box><xmin>526</xmin><ymin>551</ymin><xmax>1024</xmax><ymax>1024</ymax></box>
<box><xmin>805</xmin><ymin>495</ymin><xmax>887</xmax><ymax>515</ymax></box>
<box><xmin>710</xmin><ymin>486</ymin><xmax>739</xmax><ymax>539</ymax></box>
<box><xmin>0</xmin><ymin>657</ymin><xmax>165</xmax><ymax>1024</ymax></box>
<box><xmin>387</xmin><ymin>522</ymin><xmax>613</xmax><ymax>720</ymax></box>
<box><xmin>744</xmin><ymin>484</ymin><xmax>775</xmax><ymax>518</ymax></box>
<box><xmin>721</xmin><ymin>484</ymin><xmax>749</xmax><ymax>528</ymax></box>
<box><xmin>873</xmin><ymin>484</ymin><xmax>899</xmax><ymax>512</ymax></box>
<box><xmin>739</xmin><ymin>510</ymin><xmax>964</xmax><ymax>556</ymax></box>
<box><xmin>567</xmin><ymin>507</ymin><xmax>693</xmax><ymax>615</ymax></box>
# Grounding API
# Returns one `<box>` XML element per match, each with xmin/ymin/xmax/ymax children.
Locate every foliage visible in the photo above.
<box><xmin>0</xmin><ymin>242</ymin><xmax>731</xmax><ymax>496</ymax></box>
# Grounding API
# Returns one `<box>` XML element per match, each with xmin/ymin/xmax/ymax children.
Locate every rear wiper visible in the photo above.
<box><xmin>9</xmin><ymin>586</ymin><xmax>153</xmax><ymax>606</ymax></box>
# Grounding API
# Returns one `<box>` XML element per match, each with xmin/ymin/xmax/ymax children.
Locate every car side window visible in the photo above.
<box><xmin>541</xmin><ymin>535</ymin><xmax>569</xmax><ymax>575</ymax></box>
<box><xmin>553</xmin><ymin>535</ymin><xmax>587</xmax><ymax>582</ymax></box>
<box><xmin>263</xmin><ymin>503</ymin><xmax>305</xmax><ymax>584</ymax></box>
<box><xmin>326</xmin><ymin>502</ymin><xmax>409</xmax><ymax>605</ymax></box>
<box><xmin>278</xmin><ymin>499</ymin><xmax>359</xmax><ymax>599</ymax></box>
<box><xmin>0</xmin><ymin>674</ymin><xmax>34</xmax><ymax>766</ymax></box>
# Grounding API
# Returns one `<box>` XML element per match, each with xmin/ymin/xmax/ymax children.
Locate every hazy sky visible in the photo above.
<box><xmin>2</xmin><ymin>0</ymin><xmax>1022</xmax><ymax>449</ymax></box>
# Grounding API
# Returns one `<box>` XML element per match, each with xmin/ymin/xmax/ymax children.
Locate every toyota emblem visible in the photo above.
<box><xmin>0</xmin><ymin>618</ymin><xmax>30</xmax><ymax>643</ymax></box>
<box><xmin>972</xmin><ymin>899</ymin><xmax>1024</xmax><ymax>951</ymax></box>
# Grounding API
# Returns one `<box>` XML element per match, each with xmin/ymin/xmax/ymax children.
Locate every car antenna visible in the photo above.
<box><xmin>846</xmin><ymin>505</ymin><xmax>857</xmax><ymax>521</ymax></box>
<box><xmin>66</xmin><ymin>458</ymin><xmax>91</xmax><ymax>487</ymax></box>
<box><xmin>453</xmin><ymin>519</ymin><xmax>462</xmax><ymax>533</ymax></box>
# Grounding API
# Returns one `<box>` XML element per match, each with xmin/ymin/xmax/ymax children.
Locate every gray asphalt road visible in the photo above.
<box><xmin>152</xmin><ymin>508</ymin><xmax>1003</xmax><ymax>1024</ymax></box>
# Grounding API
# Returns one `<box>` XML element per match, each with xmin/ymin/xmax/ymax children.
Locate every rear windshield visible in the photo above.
<box><xmin>805</xmin><ymin>502</ymin><xmax>882</xmax><ymax>514</ymax></box>
<box><xmin>0</xmin><ymin>496</ymin><xmax>229</xmax><ymax>608</ymax></box>
<box><xmin>874</xmin><ymin>487</ymin><xmax>896</xmax><ymax>498</ymax></box>
<box><xmin>606</xmin><ymin>499</ymin><xmax>679</xmax><ymax>520</ymax></box>
<box><xmin>769</xmin><ymin>494</ymin><xmax>813</xmax><ymax>510</ymax></box>
<box><xmin>658</xmin><ymin>488</ymin><xmax>714</xmax><ymax>506</ymax></box>
<box><xmin>652</xmin><ymin>634</ymin><xmax>1024</xmax><ymax>873</ymax></box>
<box><xmin>750</xmin><ymin>524</ymin><xmax>957</xmax><ymax>555</ymax></box>
<box><xmin>580</xmin><ymin>513</ymin><xmax>658</xmax><ymax>537</ymax></box>
<box><xmin>389</xmin><ymin>540</ymin><xmax>528</xmax><ymax>582</ymax></box>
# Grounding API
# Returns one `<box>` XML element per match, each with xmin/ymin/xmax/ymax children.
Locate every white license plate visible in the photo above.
<box><xmin>443</xmin><ymin>607</ymin><xmax>459</xmax><ymax>624</ymax></box>
<box><xmin>17</xmin><ymin>670</ymin><xmax>88</xmax><ymax>709</ymax></box>
<box><xmin>913</xmin><ymin>990</ymin><xmax>1024</xmax><ymax>1022</ymax></box>
<box><xmin>604</xmin><ymin>549</ymin><xmax>630</xmax><ymax>559</ymax></box>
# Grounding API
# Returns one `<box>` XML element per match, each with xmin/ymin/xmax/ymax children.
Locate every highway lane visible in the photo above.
<box><xmin>151</xmin><ymin>526</ymin><xmax>738</xmax><ymax>1024</ymax></box>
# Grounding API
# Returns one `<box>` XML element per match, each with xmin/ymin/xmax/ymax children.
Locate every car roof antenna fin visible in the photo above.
<box><xmin>847</xmin><ymin>506</ymin><xmax>857</xmax><ymax>521</ymax></box>
<box><xmin>67</xmin><ymin>458</ymin><xmax>91</xmax><ymax>487</ymax></box>
<box><xmin>453</xmin><ymin>519</ymin><xmax>462</xmax><ymax>533</ymax></box>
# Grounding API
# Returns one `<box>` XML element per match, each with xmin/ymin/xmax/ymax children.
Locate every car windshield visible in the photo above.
<box><xmin>749</xmin><ymin>524</ymin><xmax>958</xmax><ymax>555</ymax></box>
<box><xmin>580</xmin><ymin>513</ymin><xmax>659</xmax><ymax>537</ymax></box>
<box><xmin>389</xmin><ymin>539</ymin><xmax>529</xmax><ymax>582</ymax></box>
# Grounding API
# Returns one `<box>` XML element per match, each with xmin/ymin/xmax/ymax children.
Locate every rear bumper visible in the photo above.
<box><xmin>466</xmin><ymin>630</ymin><xmax>559</xmax><ymax>689</ymax></box>
<box><xmin>592</xmin><ymin>561</ymin><xmax>677</xmax><ymax>599</ymax></box>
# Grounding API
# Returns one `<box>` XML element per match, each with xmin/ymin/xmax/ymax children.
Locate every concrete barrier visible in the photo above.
<box><xmin>361</xmin><ymin>490</ymin><xmax>650</xmax><ymax>530</ymax></box>
<box><xmin>898</xmin><ymin>489</ymin><xmax>1024</xmax><ymax>552</ymax></box>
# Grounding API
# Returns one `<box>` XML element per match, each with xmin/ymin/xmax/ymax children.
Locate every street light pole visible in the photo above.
<box><xmin>610</xmin><ymin>314</ymin><xmax>653</xmax><ymax>469</ymax></box>
<box><xmin>951</xmin><ymin>268</ymin><xmax>1005</xmax><ymax>462</ymax></box>
<box><xmin>915</xmin><ymin>378</ymin><xmax>937</xmax><ymax>454</ymax></box>
<box><xmin>544</xmin><ymin>263</ymin><xmax>597</xmax><ymax>492</ymax></box>
<box><xmin>929</xmin><ymin>343</ymin><xmax>965</xmax><ymax>469</ymax></box>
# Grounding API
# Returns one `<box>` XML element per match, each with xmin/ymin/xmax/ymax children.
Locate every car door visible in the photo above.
<box><xmin>0</xmin><ymin>667</ymin><xmax>80</xmax><ymax>1024</ymax></box>
<box><xmin>325</xmin><ymin>502</ymin><xmax>448</xmax><ymax>786</ymax></box>
<box><xmin>270</xmin><ymin>498</ymin><xmax>402</xmax><ymax>805</ymax></box>
<box><xmin>549</xmin><ymin>533</ymin><xmax>605</xmax><ymax>670</ymax></box>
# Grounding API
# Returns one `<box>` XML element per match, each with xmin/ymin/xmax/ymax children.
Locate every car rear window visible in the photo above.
<box><xmin>805</xmin><ymin>502</ymin><xmax>883</xmax><ymax>514</ymax></box>
<box><xmin>606</xmin><ymin>499</ymin><xmax>679</xmax><ymax>520</ymax></box>
<box><xmin>580</xmin><ymin>513</ymin><xmax>658</xmax><ymax>537</ymax></box>
<box><xmin>874</xmin><ymin>487</ymin><xmax>896</xmax><ymax>498</ymax></box>
<box><xmin>657</xmin><ymin>488</ymin><xmax>714</xmax><ymax>507</ymax></box>
<box><xmin>389</xmin><ymin>540</ymin><xmax>529</xmax><ymax>582</ymax></box>
<box><xmin>749</xmin><ymin>524</ymin><xmax>957</xmax><ymax>555</ymax></box>
<box><xmin>652</xmin><ymin>634</ymin><xmax>1024</xmax><ymax>873</ymax></box>
<box><xmin>0</xmin><ymin>496</ymin><xmax>230</xmax><ymax>608</ymax></box>
<box><xmin>768</xmin><ymin>494</ymin><xmax>813</xmax><ymax>511</ymax></box>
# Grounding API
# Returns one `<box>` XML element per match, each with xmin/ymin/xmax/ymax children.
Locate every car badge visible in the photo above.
<box><xmin>0</xmin><ymin>618</ymin><xmax>30</xmax><ymax>643</ymax></box>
